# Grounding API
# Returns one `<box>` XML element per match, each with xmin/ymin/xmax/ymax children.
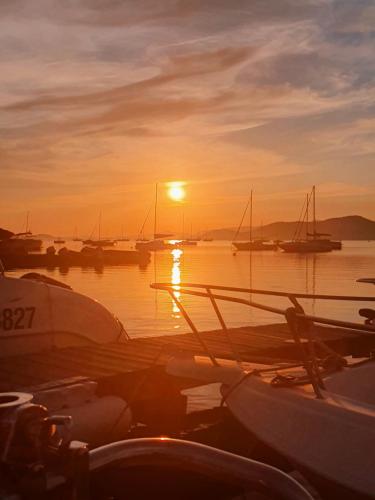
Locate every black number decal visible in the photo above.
<box><xmin>14</xmin><ymin>308</ymin><xmax>25</xmax><ymax>329</ymax></box>
<box><xmin>25</xmin><ymin>307</ymin><xmax>36</xmax><ymax>328</ymax></box>
<box><xmin>2</xmin><ymin>309</ymin><xmax>13</xmax><ymax>331</ymax></box>
<box><xmin>1</xmin><ymin>307</ymin><xmax>36</xmax><ymax>331</ymax></box>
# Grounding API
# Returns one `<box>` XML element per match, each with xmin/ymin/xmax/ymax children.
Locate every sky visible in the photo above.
<box><xmin>0</xmin><ymin>0</ymin><xmax>374</xmax><ymax>237</ymax></box>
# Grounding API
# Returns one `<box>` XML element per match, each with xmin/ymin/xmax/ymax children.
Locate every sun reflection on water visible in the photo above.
<box><xmin>171</xmin><ymin>248</ymin><xmax>183</xmax><ymax>322</ymax></box>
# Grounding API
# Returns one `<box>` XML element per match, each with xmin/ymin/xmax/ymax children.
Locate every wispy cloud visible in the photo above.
<box><xmin>1</xmin><ymin>0</ymin><xmax>374</xmax><ymax>232</ymax></box>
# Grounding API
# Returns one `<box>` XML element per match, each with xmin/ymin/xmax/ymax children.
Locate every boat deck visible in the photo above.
<box><xmin>1</xmin><ymin>322</ymin><xmax>374</xmax><ymax>392</ymax></box>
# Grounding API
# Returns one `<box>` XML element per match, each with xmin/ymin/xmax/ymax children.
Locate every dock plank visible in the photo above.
<box><xmin>1</xmin><ymin>322</ymin><xmax>373</xmax><ymax>391</ymax></box>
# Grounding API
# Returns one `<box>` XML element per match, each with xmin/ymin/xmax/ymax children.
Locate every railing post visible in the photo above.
<box><xmin>206</xmin><ymin>288</ymin><xmax>243</xmax><ymax>367</ymax></box>
<box><xmin>167</xmin><ymin>290</ymin><xmax>219</xmax><ymax>366</ymax></box>
<box><xmin>288</xmin><ymin>296</ymin><xmax>325</xmax><ymax>390</ymax></box>
<box><xmin>285</xmin><ymin>308</ymin><xmax>324</xmax><ymax>399</ymax></box>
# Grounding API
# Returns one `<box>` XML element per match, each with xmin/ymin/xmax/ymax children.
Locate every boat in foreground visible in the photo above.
<box><xmin>0</xmin><ymin>268</ymin><xmax>132</xmax><ymax>444</ymax></box>
<box><xmin>153</xmin><ymin>281</ymin><xmax>375</xmax><ymax>498</ymax></box>
<box><xmin>0</xmin><ymin>391</ymin><xmax>313</xmax><ymax>499</ymax></box>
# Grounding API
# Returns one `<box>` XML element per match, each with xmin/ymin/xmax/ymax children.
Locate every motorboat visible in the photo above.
<box><xmin>0</xmin><ymin>269</ymin><xmax>127</xmax><ymax>356</ymax></box>
<box><xmin>0</xmin><ymin>232</ymin><xmax>42</xmax><ymax>254</ymax></box>
<box><xmin>153</xmin><ymin>281</ymin><xmax>375</xmax><ymax>498</ymax></box>
<box><xmin>0</xmin><ymin>267</ymin><xmax>132</xmax><ymax>444</ymax></box>
<box><xmin>0</xmin><ymin>391</ymin><xmax>313</xmax><ymax>499</ymax></box>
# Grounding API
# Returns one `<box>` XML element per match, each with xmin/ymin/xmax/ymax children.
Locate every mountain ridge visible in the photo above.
<box><xmin>208</xmin><ymin>215</ymin><xmax>375</xmax><ymax>241</ymax></box>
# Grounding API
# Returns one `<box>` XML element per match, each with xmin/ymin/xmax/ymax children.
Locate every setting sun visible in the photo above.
<box><xmin>167</xmin><ymin>182</ymin><xmax>186</xmax><ymax>202</ymax></box>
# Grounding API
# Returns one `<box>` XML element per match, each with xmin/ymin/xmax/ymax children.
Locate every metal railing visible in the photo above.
<box><xmin>151</xmin><ymin>282</ymin><xmax>375</xmax><ymax>330</ymax></box>
<box><xmin>151</xmin><ymin>282</ymin><xmax>375</xmax><ymax>397</ymax></box>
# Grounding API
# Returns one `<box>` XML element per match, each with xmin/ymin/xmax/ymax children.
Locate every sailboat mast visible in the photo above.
<box><xmin>153</xmin><ymin>183</ymin><xmax>158</xmax><ymax>239</ymax></box>
<box><xmin>25</xmin><ymin>211</ymin><xmax>30</xmax><ymax>233</ymax></box>
<box><xmin>313</xmin><ymin>185</ymin><xmax>316</xmax><ymax>239</ymax></box>
<box><xmin>99</xmin><ymin>211</ymin><xmax>102</xmax><ymax>241</ymax></box>
<box><xmin>306</xmin><ymin>193</ymin><xmax>309</xmax><ymax>240</ymax></box>
<box><xmin>249</xmin><ymin>190</ymin><xmax>253</xmax><ymax>242</ymax></box>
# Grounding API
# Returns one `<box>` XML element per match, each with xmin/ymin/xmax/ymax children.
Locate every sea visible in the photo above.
<box><xmin>7</xmin><ymin>240</ymin><xmax>375</xmax><ymax>339</ymax></box>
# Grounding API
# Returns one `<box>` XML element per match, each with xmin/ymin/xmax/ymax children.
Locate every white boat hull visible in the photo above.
<box><xmin>0</xmin><ymin>275</ymin><xmax>124</xmax><ymax>357</ymax></box>
<box><xmin>224</xmin><ymin>363</ymin><xmax>375</xmax><ymax>497</ymax></box>
<box><xmin>167</xmin><ymin>355</ymin><xmax>375</xmax><ymax>496</ymax></box>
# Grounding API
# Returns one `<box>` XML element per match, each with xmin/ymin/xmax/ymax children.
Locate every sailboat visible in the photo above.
<box><xmin>135</xmin><ymin>184</ymin><xmax>175</xmax><ymax>251</ymax></box>
<box><xmin>0</xmin><ymin>213</ymin><xmax>42</xmax><ymax>254</ymax></box>
<box><xmin>279</xmin><ymin>187</ymin><xmax>337</xmax><ymax>253</ymax></box>
<box><xmin>232</xmin><ymin>191</ymin><xmax>277</xmax><ymax>251</ymax></box>
<box><xmin>72</xmin><ymin>226</ymin><xmax>81</xmax><ymax>241</ymax></box>
<box><xmin>117</xmin><ymin>225</ymin><xmax>130</xmax><ymax>242</ymax></box>
<box><xmin>82</xmin><ymin>212</ymin><xmax>116</xmax><ymax>247</ymax></box>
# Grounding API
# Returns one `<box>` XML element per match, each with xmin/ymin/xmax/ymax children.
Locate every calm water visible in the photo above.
<box><xmin>7</xmin><ymin>241</ymin><xmax>375</xmax><ymax>339</ymax></box>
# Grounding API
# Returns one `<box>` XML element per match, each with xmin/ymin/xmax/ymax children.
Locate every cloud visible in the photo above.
<box><xmin>0</xmin><ymin>0</ymin><xmax>374</xmax><ymax>231</ymax></box>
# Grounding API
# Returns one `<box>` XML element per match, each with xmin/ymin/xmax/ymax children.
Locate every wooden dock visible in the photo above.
<box><xmin>1</xmin><ymin>322</ymin><xmax>374</xmax><ymax>393</ymax></box>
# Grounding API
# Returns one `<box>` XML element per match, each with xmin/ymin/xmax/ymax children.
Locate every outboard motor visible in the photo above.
<box><xmin>0</xmin><ymin>392</ymin><xmax>88</xmax><ymax>499</ymax></box>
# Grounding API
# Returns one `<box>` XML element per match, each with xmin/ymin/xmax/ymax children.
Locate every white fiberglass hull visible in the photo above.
<box><xmin>167</xmin><ymin>356</ymin><xmax>375</xmax><ymax>496</ymax></box>
<box><xmin>0</xmin><ymin>275</ymin><xmax>124</xmax><ymax>357</ymax></box>
<box><xmin>223</xmin><ymin>363</ymin><xmax>375</xmax><ymax>497</ymax></box>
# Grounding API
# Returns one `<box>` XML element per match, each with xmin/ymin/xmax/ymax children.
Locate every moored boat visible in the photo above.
<box><xmin>232</xmin><ymin>191</ymin><xmax>277</xmax><ymax>252</ymax></box>
<box><xmin>279</xmin><ymin>187</ymin><xmax>341</xmax><ymax>253</ymax></box>
<box><xmin>154</xmin><ymin>281</ymin><xmax>375</xmax><ymax>498</ymax></box>
<box><xmin>233</xmin><ymin>240</ymin><xmax>277</xmax><ymax>251</ymax></box>
<box><xmin>82</xmin><ymin>239</ymin><xmax>116</xmax><ymax>247</ymax></box>
<box><xmin>0</xmin><ymin>270</ymin><xmax>132</xmax><ymax>444</ymax></box>
<box><xmin>0</xmin><ymin>232</ymin><xmax>43</xmax><ymax>254</ymax></box>
<box><xmin>135</xmin><ymin>239</ymin><xmax>174</xmax><ymax>251</ymax></box>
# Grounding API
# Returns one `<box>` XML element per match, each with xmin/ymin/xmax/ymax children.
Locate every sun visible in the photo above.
<box><xmin>167</xmin><ymin>182</ymin><xmax>186</xmax><ymax>202</ymax></box>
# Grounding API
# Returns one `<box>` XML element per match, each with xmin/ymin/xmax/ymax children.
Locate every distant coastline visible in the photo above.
<box><xmin>207</xmin><ymin>215</ymin><xmax>375</xmax><ymax>241</ymax></box>
<box><xmin>2</xmin><ymin>215</ymin><xmax>374</xmax><ymax>242</ymax></box>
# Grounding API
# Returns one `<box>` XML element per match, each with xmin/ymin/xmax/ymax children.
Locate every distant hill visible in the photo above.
<box><xmin>208</xmin><ymin>216</ymin><xmax>375</xmax><ymax>241</ymax></box>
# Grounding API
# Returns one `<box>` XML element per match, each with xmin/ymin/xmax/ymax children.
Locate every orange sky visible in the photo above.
<box><xmin>1</xmin><ymin>0</ymin><xmax>374</xmax><ymax>237</ymax></box>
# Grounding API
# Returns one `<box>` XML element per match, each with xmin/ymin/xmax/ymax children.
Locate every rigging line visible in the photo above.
<box><xmin>137</xmin><ymin>201</ymin><xmax>153</xmax><ymax>240</ymax></box>
<box><xmin>232</xmin><ymin>194</ymin><xmax>251</xmax><ymax>243</ymax></box>
<box><xmin>294</xmin><ymin>190</ymin><xmax>312</xmax><ymax>241</ymax></box>
<box><xmin>292</xmin><ymin>196</ymin><xmax>306</xmax><ymax>241</ymax></box>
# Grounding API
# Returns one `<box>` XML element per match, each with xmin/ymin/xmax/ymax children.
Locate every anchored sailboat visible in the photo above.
<box><xmin>279</xmin><ymin>187</ymin><xmax>341</xmax><ymax>253</ymax></box>
<box><xmin>136</xmin><ymin>184</ymin><xmax>174</xmax><ymax>251</ymax></box>
<box><xmin>82</xmin><ymin>212</ymin><xmax>116</xmax><ymax>247</ymax></box>
<box><xmin>232</xmin><ymin>191</ymin><xmax>277</xmax><ymax>251</ymax></box>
